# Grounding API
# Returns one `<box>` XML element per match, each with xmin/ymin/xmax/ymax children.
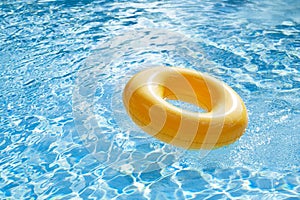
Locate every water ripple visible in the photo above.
<box><xmin>0</xmin><ymin>0</ymin><xmax>299</xmax><ymax>199</ymax></box>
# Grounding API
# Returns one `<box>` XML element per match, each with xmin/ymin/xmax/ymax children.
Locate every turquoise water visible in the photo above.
<box><xmin>1</xmin><ymin>0</ymin><xmax>300</xmax><ymax>199</ymax></box>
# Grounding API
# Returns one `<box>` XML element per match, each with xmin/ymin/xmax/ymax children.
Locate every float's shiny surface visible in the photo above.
<box><xmin>123</xmin><ymin>67</ymin><xmax>248</xmax><ymax>149</ymax></box>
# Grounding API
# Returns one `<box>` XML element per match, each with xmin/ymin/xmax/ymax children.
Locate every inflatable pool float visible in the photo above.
<box><xmin>123</xmin><ymin>67</ymin><xmax>248</xmax><ymax>150</ymax></box>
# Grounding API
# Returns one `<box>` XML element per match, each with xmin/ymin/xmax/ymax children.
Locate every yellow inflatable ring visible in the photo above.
<box><xmin>123</xmin><ymin>67</ymin><xmax>248</xmax><ymax>150</ymax></box>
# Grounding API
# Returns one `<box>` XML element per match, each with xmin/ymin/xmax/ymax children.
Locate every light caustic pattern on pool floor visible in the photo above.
<box><xmin>0</xmin><ymin>0</ymin><xmax>300</xmax><ymax>199</ymax></box>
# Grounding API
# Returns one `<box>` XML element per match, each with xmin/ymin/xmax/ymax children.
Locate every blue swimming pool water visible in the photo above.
<box><xmin>0</xmin><ymin>0</ymin><xmax>299</xmax><ymax>199</ymax></box>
